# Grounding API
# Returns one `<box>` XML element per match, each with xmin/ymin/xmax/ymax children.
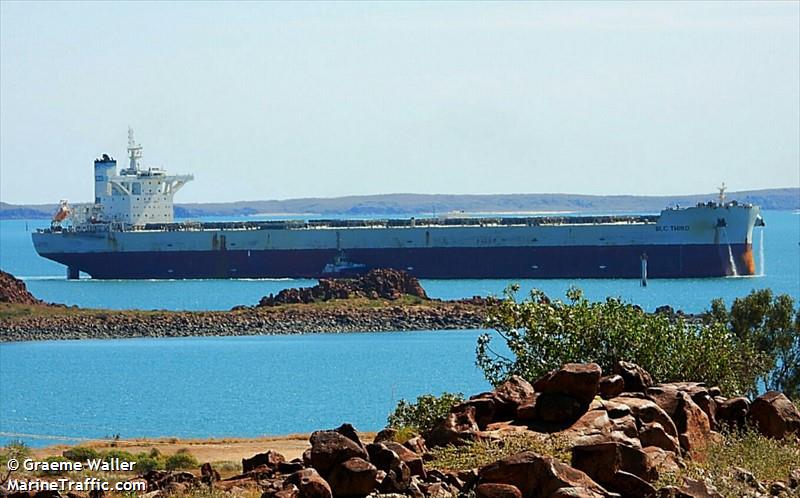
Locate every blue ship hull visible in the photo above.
<box><xmin>37</xmin><ymin>243</ymin><xmax>754</xmax><ymax>279</ymax></box>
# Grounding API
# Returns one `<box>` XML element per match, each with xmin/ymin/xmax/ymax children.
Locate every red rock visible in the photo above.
<box><xmin>486</xmin><ymin>375</ymin><xmax>536</xmax><ymax>419</ymax></box>
<box><xmin>598</xmin><ymin>375</ymin><xmax>625</xmax><ymax>400</ymax></box>
<box><xmin>715</xmin><ymin>397</ymin><xmax>750</xmax><ymax>429</ymax></box>
<box><xmin>454</xmin><ymin>398</ymin><xmax>497</xmax><ymax>428</ymax></box>
<box><xmin>333</xmin><ymin>423</ymin><xmax>366</xmax><ymax>451</ymax></box>
<box><xmin>571</xmin><ymin>440</ymin><xmax>652</xmax><ymax>486</ymax></box>
<box><xmin>533</xmin><ymin>392</ymin><xmax>584</xmax><ymax>425</ymax></box>
<box><xmin>611</xmin><ymin>397</ymin><xmax>678</xmax><ymax>438</ymax></box>
<box><xmin>200</xmin><ymin>462</ymin><xmax>221</xmax><ymax>485</ymax></box>
<box><xmin>474</xmin><ymin>483</ymin><xmax>522</xmax><ymax>498</ymax></box>
<box><xmin>242</xmin><ymin>450</ymin><xmax>286</xmax><ymax>474</ymax></box>
<box><xmin>749</xmin><ymin>391</ymin><xmax>800</xmax><ymax>439</ymax></box>
<box><xmin>327</xmin><ymin>457</ymin><xmax>381</xmax><ymax>497</ymax></box>
<box><xmin>533</xmin><ymin>363</ymin><xmax>602</xmax><ymax>406</ymax></box>
<box><xmin>639</xmin><ymin>422</ymin><xmax>681</xmax><ymax>454</ymax></box>
<box><xmin>672</xmin><ymin>392</ymin><xmax>712</xmax><ymax>459</ymax></box>
<box><xmin>561</xmin><ymin>400</ymin><xmax>640</xmax><ymax>448</ymax></box>
<box><xmin>308</xmin><ymin>430</ymin><xmax>369</xmax><ymax>476</ymax></box>
<box><xmin>613</xmin><ymin>361</ymin><xmax>653</xmax><ymax>393</ymax></box>
<box><xmin>284</xmin><ymin>468</ymin><xmax>333</xmax><ymax>498</ymax></box>
<box><xmin>478</xmin><ymin>451</ymin><xmax>612</xmax><ymax>498</ymax></box>
<box><xmin>0</xmin><ymin>270</ymin><xmax>42</xmax><ymax>305</ymax></box>
<box><xmin>642</xmin><ymin>446</ymin><xmax>682</xmax><ymax>478</ymax></box>
<box><xmin>425</xmin><ymin>405</ymin><xmax>481</xmax><ymax>447</ymax></box>
<box><xmin>382</xmin><ymin>441</ymin><xmax>426</xmax><ymax>478</ymax></box>
<box><xmin>403</xmin><ymin>436</ymin><xmax>428</xmax><ymax>455</ymax></box>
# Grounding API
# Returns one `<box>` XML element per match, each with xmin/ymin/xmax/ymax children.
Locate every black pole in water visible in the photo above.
<box><xmin>640</xmin><ymin>253</ymin><xmax>648</xmax><ymax>287</ymax></box>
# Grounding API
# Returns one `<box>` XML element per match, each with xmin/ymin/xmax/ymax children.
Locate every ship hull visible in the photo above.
<box><xmin>36</xmin><ymin>243</ymin><xmax>755</xmax><ymax>279</ymax></box>
<box><xmin>33</xmin><ymin>204</ymin><xmax>762</xmax><ymax>280</ymax></box>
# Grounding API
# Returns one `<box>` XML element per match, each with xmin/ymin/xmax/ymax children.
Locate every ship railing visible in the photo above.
<box><xmin>126</xmin><ymin>214</ymin><xmax>660</xmax><ymax>232</ymax></box>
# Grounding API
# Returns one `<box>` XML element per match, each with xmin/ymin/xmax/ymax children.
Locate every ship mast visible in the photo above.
<box><xmin>717</xmin><ymin>182</ymin><xmax>727</xmax><ymax>205</ymax></box>
<box><xmin>127</xmin><ymin>127</ymin><xmax>143</xmax><ymax>172</ymax></box>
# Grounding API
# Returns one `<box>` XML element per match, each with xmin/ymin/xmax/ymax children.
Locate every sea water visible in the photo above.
<box><xmin>1</xmin><ymin>211</ymin><xmax>798</xmax><ymax>447</ymax></box>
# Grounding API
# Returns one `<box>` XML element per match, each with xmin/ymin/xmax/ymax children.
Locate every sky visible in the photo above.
<box><xmin>1</xmin><ymin>1</ymin><xmax>798</xmax><ymax>204</ymax></box>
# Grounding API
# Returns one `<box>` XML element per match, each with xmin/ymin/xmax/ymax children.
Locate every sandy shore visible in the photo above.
<box><xmin>29</xmin><ymin>433</ymin><xmax>368</xmax><ymax>464</ymax></box>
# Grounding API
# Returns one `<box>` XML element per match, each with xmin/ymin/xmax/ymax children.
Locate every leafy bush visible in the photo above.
<box><xmin>477</xmin><ymin>286</ymin><xmax>771</xmax><ymax>395</ymax></box>
<box><xmin>164</xmin><ymin>450</ymin><xmax>199</xmax><ymax>470</ymax></box>
<box><xmin>133</xmin><ymin>453</ymin><xmax>163</xmax><ymax>473</ymax></box>
<box><xmin>1</xmin><ymin>441</ymin><xmax>30</xmax><ymax>472</ymax></box>
<box><xmin>387</xmin><ymin>392</ymin><xmax>464</xmax><ymax>433</ymax></box>
<box><xmin>705</xmin><ymin>289</ymin><xmax>800</xmax><ymax>398</ymax></box>
<box><xmin>62</xmin><ymin>446</ymin><xmax>99</xmax><ymax>461</ymax></box>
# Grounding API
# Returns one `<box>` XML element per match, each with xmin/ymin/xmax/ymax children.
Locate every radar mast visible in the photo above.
<box><xmin>127</xmin><ymin>127</ymin><xmax>143</xmax><ymax>172</ymax></box>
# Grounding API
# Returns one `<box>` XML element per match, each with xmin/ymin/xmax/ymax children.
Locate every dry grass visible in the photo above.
<box><xmin>655</xmin><ymin>427</ymin><xmax>800</xmax><ymax>497</ymax></box>
<box><xmin>427</xmin><ymin>432</ymin><xmax>572</xmax><ymax>472</ymax></box>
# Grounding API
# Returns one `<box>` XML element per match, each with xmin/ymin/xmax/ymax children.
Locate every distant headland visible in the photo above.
<box><xmin>2</xmin><ymin>187</ymin><xmax>798</xmax><ymax>219</ymax></box>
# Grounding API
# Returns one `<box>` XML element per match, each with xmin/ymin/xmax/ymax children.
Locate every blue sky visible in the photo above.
<box><xmin>1</xmin><ymin>1</ymin><xmax>798</xmax><ymax>204</ymax></box>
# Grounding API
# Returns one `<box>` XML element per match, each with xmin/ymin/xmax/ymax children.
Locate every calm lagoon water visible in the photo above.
<box><xmin>0</xmin><ymin>210</ymin><xmax>798</xmax><ymax>447</ymax></box>
<box><xmin>0</xmin><ymin>330</ymin><xmax>493</xmax><ymax>447</ymax></box>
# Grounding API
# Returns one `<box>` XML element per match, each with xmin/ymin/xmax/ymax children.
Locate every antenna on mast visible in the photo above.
<box><xmin>127</xmin><ymin>127</ymin><xmax>143</xmax><ymax>171</ymax></box>
<box><xmin>717</xmin><ymin>182</ymin><xmax>727</xmax><ymax>205</ymax></box>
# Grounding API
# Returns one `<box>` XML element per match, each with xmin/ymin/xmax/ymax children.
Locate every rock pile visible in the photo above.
<box><xmin>0</xmin><ymin>269</ymin><xmax>41</xmax><ymax>305</ymax></box>
<box><xmin>113</xmin><ymin>362</ymin><xmax>799</xmax><ymax>498</ymax></box>
<box><xmin>258</xmin><ymin>269</ymin><xmax>428</xmax><ymax>306</ymax></box>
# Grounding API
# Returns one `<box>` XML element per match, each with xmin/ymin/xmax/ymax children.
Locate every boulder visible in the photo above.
<box><xmin>200</xmin><ymin>462</ymin><xmax>221</xmax><ymax>485</ymax></box>
<box><xmin>598</xmin><ymin>375</ymin><xmax>625</xmax><ymax>400</ymax></box>
<box><xmin>474</xmin><ymin>483</ymin><xmax>523</xmax><ymax>498</ymax></box>
<box><xmin>372</xmin><ymin>428</ymin><xmax>397</xmax><ymax>443</ymax></box>
<box><xmin>478</xmin><ymin>451</ymin><xmax>612</xmax><ymax>498</ymax></box>
<box><xmin>483</xmin><ymin>375</ymin><xmax>536</xmax><ymax>419</ymax></box>
<box><xmin>672</xmin><ymin>392</ymin><xmax>712</xmax><ymax>459</ymax></box>
<box><xmin>334</xmin><ymin>423</ymin><xmax>366</xmax><ymax>451</ymax></box>
<box><xmin>455</xmin><ymin>398</ymin><xmax>497</xmax><ymax>428</ymax></box>
<box><xmin>243</xmin><ymin>450</ymin><xmax>286</xmax><ymax>474</ymax></box>
<box><xmin>533</xmin><ymin>363</ymin><xmax>603</xmax><ymax>406</ymax></box>
<box><xmin>561</xmin><ymin>400</ymin><xmax>640</xmax><ymax>448</ymax></box>
<box><xmin>748</xmin><ymin>391</ymin><xmax>800</xmax><ymax>439</ymax></box>
<box><xmin>403</xmin><ymin>436</ymin><xmax>428</xmax><ymax>456</ymax></box>
<box><xmin>284</xmin><ymin>469</ymin><xmax>333</xmax><ymax>498</ymax></box>
<box><xmin>715</xmin><ymin>397</ymin><xmax>750</xmax><ymax>430</ymax></box>
<box><xmin>571</xmin><ymin>441</ymin><xmax>653</xmax><ymax>488</ymax></box>
<box><xmin>532</xmin><ymin>392</ymin><xmax>585</xmax><ymax>425</ymax></box>
<box><xmin>613</xmin><ymin>361</ymin><xmax>653</xmax><ymax>393</ymax></box>
<box><xmin>327</xmin><ymin>457</ymin><xmax>381</xmax><ymax>497</ymax></box>
<box><xmin>425</xmin><ymin>405</ymin><xmax>481</xmax><ymax>447</ymax></box>
<box><xmin>308</xmin><ymin>430</ymin><xmax>369</xmax><ymax>476</ymax></box>
<box><xmin>381</xmin><ymin>442</ymin><xmax>426</xmax><ymax>477</ymax></box>
<box><xmin>638</xmin><ymin>422</ymin><xmax>680</xmax><ymax>454</ymax></box>
<box><xmin>642</xmin><ymin>447</ymin><xmax>682</xmax><ymax>477</ymax></box>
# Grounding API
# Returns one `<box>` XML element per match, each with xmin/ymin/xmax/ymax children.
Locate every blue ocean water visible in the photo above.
<box><xmin>1</xmin><ymin>211</ymin><xmax>798</xmax><ymax>312</ymax></box>
<box><xmin>0</xmin><ymin>211</ymin><xmax>798</xmax><ymax>448</ymax></box>
<box><xmin>0</xmin><ymin>330</ymin><xmax>492</xmax><ymax>447</ymax></box>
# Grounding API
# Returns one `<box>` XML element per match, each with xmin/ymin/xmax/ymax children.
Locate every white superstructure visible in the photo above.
<box><xmin>87</xmin><ymin>129</ymin><xmax>193</xmax><ymax>226</ymax></box>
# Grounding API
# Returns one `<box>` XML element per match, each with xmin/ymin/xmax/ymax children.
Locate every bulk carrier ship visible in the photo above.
<box><xmin>33</xmin><ymin>132</ymin><xmax>764</xmax><ymax>280</ymax></box>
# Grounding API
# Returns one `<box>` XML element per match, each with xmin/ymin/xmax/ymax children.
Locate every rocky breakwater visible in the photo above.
<box><xmin>0</xmin><ymin>270</ymin><xmax>42</xmax><ymax>305</ymax></box>
<box><xmin>0</xmin><ymin>269</ymin><xmax>489</xmax><ymax>342</ymax></box>
<box><xmin>257</xmin><ymin>269</ymin><xmax>429</xmax><ymax>305</ymax></box>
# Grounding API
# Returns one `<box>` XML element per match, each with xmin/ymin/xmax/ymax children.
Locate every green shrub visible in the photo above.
<box><xmin>1</xmin><ymin>441</ymin><xmax>30</xmax><ymax>472</ymax></box>
<box><xmin>133</xmin><ymin>454</ymin><xmax>162</xmax><ymax>473</ymax></box>
<box><xmin>164</xmin><ymin>451</ymin><xmax>199</xmax><ymax>470</ymax></box>
<box><xmin>704</xmin><ymin>289</ymin><xmax>800</xmax><ymax>398</ymax></box>
<box><xmin>100</xmin><ymin>449</ymin><xmax>137</xmax><ymax>462</ymax></box>
<box><xmin>477</xmin><ymin>286</ymin><xmax>771</xmax><ymax>395</ymax></box>
<box><xmin>62</xmin><ymin>446</ymin><xmax>99</xmax><ymax>461</ymax></box>
<box><xmin>387</xmin><ymin>392</ymin><xmax>465</xmax><ymax>434</ymax></box>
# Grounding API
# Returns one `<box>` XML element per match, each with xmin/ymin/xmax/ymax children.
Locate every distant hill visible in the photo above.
<box><xmin>2</xmin><ymin>188</ymin><xmax>798</xmax><ymax>220</ymax></box>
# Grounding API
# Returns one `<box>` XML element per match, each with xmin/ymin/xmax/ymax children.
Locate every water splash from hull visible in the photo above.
<box><xmin>727</xmin><ymin>244</ymin><xmax>739</xmax><ymax>277</ymax></box>
<box><xmin>759</xmin><ymin>229</ymin><xmax>765</xmax><ymax>276</ymax></box>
